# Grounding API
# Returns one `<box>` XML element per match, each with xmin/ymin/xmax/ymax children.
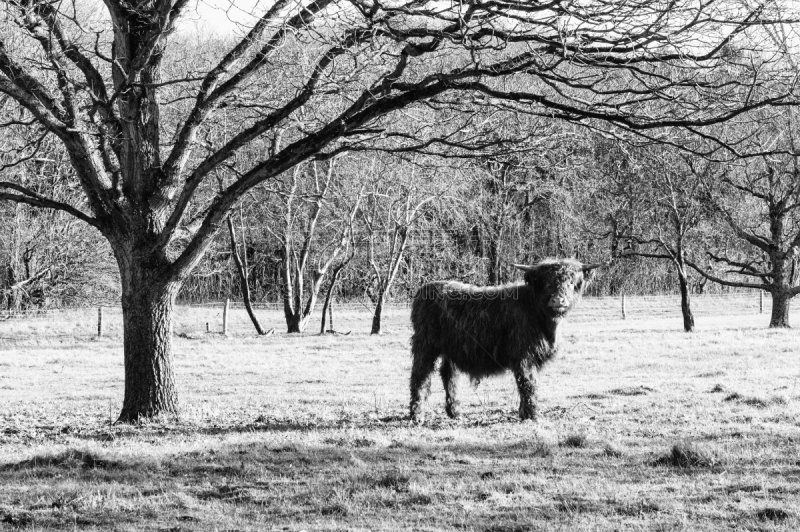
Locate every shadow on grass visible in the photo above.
<box><xmin>2</xmin><ymin>435</ymin><xmax>798</xmax><ymax>531</ymax></box>
<box><xmin>0</xmin><ymin>449</ymin><xmax>134</xmax><ymax>472</ymax></box>
<box><xmin>62</xmin><ymin>408</ymin><xmax>525</xmax><ymax>443</ymax></box>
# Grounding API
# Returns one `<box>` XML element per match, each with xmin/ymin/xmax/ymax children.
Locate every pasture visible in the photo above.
<box><xmin>1</xmin><ymin>302</ymin><xmax>799</xmax><ymax>531</ymax></box>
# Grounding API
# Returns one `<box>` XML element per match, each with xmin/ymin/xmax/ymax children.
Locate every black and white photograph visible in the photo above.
<box><xmin>1</xmin><ymin>0</ymin><xmax>799</xmax><ymax>529</ymax></box>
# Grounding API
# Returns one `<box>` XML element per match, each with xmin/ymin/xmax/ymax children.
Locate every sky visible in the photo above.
<box><xmin>177</xmin><ymin>0</ymin><xmax>270</xmax><ymax>36</ymax></box>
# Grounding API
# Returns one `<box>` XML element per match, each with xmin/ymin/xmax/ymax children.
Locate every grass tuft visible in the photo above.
<box><xmin>614</xmin><ymin>499</ymin><xmax>660</xmax><ymax>516</ymax></box>
<box><xmin>609</xmin><ymin>385</ymin><xmax>655</xmax><ymax>396</ymax></box>
<box><xmin>653</xmin><ymin>442</ymin><xmax>717</xmax><ymax>468</ymax></box>
<box><xmin>756</xmin><ymin>507</ymin><xmax>790</xmax><ymax>521</ymax></box>
<box><xmin>374</xmin><ymin>470</ymin><xmax>411</xmax><ymax>492</ymax></box>
<box><xmin>709</xmin><ymin>384</ymin><xmax>726</xmax><ymax>393</ymax></box>
<box><xmin>560</xmin><ymin>433</ymin><xmax>589</xmax><ymax>448</ymax></box>
<box><xmin>321</xmin><ymin>503</ymin><xmax>349</xmax><ymax>516</ymax></box>
<box><xmin>602</xmin><ymin>443</ymin><xmax>623</xmax><ymax>457</ymax></box>
<box><xmin>0</xmin><ymin>511</ymin><xmax>33</xmax><ymax>527</ymax></box>
<box><xmin>724</xmin><ymin>392</ymin><xmax>776</xmax><ymax>408</ymax></box>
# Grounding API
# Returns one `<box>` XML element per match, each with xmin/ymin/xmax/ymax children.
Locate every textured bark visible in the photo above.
<box><xmin>280</xmin><ymin>246</ymin><xmax>326</xmax><ymax>333</ymax></box>
<box><xmin>769</xmin><ymin>253</ymin><xmax>792</xmax><ymax>328</ymax></box>
<box><xmin>770</xmin><ymin>290</ymin><xmax>791</xmax><ymax>328</ymax></box>
<box><xmin>371</xmin><ymin>292</ymin><xmax>385</xmax><ymax>335</ymax></box>
<box><xmin>286</xmin><ymin>313</ymin><xmax>302</xmax><ymax>333</ymax></box>
<box><xmin>677</xmin><ymin>267</ymin><xmax>695</xmax><ymax>332</ymax></box>
<box><xmin>320</xmin><ymin>262</ymin><xmax>347</xmax><ymax>334</ymax></box>
<box><xmin>117</xmin><ymin>258</ymin><xmax>180</xmax><ymax>423</ymax></box>
<box><xmin>487</xmin><ymin>239</ymin><xmax>501</xmax><ymax>285</ymax></box>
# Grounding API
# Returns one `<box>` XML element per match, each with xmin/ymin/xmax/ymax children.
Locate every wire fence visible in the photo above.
<box><xmin>0</xmin><ymin>291</ymin><xmax>779</xmax><ymax>340</ymax></box>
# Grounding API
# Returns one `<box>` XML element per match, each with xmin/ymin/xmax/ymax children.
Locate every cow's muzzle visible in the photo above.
<box><xmin>548</xmin><ymin>296</ymin><xmax>570</xmax><ymax>314</ymax></box>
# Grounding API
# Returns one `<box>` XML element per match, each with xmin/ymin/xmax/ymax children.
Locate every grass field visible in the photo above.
<box><xmin>1</xmin><ymin>306</ymin><xmax>799</xmax><ymax>531</ymax></box>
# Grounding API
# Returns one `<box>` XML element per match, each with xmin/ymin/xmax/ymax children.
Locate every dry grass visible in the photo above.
<box><xmin>1</xmin><ymin>308</ymin><xmax>799</xmax><ymax>531</ymax></box>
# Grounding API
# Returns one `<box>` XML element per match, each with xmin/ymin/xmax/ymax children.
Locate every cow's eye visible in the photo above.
<box><xmin>574</xmin><ymin>280</ymin><xmax>582</xmax><ymax>291</ymax></box>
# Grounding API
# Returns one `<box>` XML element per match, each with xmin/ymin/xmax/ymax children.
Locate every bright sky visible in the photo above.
<box><xmin>177</xmin><ymin>0</ymin><xmax>270</xmax><ymax>36</ymax></box>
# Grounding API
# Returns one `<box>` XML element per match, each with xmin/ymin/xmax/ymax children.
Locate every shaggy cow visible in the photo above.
<box><xmin>409</xmin><ymin>258</ymin><xmax>599</xmax><ymax>423</ymax></box>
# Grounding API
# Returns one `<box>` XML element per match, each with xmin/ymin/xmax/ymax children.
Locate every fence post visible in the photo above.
<box><xmin>759</xmin><ymin>291</ymin><xmax>763</xmax><ymax>314</ymax></box>
<box><xmin>621</xmin><ymin>294</ymin><xmax>627</xmax><ymax>320</ymax></box>
<box><xmin>206</xmin><ymin>322</ymin><xmax>210</xmax><ymax>333</ymax></box>
<box><xmin>97</xmin><ymin>307</ymin><xmax>103</xmax><ymax>337</ymax></box>
<box><xmin>223</xmin><ymin>298</ymin><xmax>230</xmax><ymax>335</ymax></box>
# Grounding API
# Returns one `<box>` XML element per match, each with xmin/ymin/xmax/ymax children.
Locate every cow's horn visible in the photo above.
<box><xmin>513</xmin><ymin>263</ymin><xmax>538</xmax><ymax>272</ymax></box>
<box><xmin>582</xmin><ymin>262</ymin><xmax>602</xmax><ymax>271</ymax></box>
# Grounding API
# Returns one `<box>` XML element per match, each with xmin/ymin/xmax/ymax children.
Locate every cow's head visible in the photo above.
<box><xmin>514</xmin><ymin>259</ymin><xmax>600</xmax><ymax>318</ymax></box>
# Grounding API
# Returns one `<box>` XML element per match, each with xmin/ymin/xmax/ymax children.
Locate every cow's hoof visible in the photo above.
<box><xmin>410</xmin><ymin>407</ymin><xmax>425</xmax><ymax>424</ymax></box>
<box><xmin>518</xmin><ymin>408</ymin><xmax>537</xmax><ymax>422</ymax></box>
<box><xmin>445</xmin><ymin>405</ymin><xmax>460</xmax><ymax>419</ymax></box>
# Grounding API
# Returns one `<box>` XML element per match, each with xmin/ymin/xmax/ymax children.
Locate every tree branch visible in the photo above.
<box><xmin>0</xmin><ymin>182</ymin><xmax>100</xmax><ymax>228</ymax></box>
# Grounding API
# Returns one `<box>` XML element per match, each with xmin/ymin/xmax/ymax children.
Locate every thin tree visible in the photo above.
<box><xmin>320</xmin><ymin>184</ymin><xmax>363</xmax><ymax>335</ymax></box>
<box><xmin>226</xmin><ymin>208</ymin><xmax>268</xmax><ymax>335</ymax></box>
<box><xmin>264</xmin><ymin>160</ymin><xmax>355</xmax><ymax>333</ymax></box>
<box><xmin>0</xmin><ymin>0</ymin><xmax>795</xmax><ymax>421</ymax></box>
<box><xmin>362</xmin><ymin>173</ymin><xmax>437</xmax><ymax>335</ymax></box>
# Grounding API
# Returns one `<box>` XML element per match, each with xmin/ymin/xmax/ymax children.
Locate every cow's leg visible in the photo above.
<box><xmin>410</xmin><ymin>351</ymin><xmax>437</xmax><ymax>423</ymax></box>
<box><xmin>512</xmin><ymin>362</ymin><xmax>539</xmax><ymax>421</ymax></box>
<box><xmin>440</xmin><ymin>358</ymin><xmax>459</xmax><ymax>419</ymax></box>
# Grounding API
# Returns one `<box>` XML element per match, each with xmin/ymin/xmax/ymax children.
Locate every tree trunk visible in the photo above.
<box><xmin>117</xmin><ymin>263</ymin><xmax>180</xmax><ymax>423</ymax></box>
<box><xmin>769</xmin><ymin>290</ymin><xmax>791</xmax><ymax>328</ymax></box>
<box><xmin>286</xmin><ymin>313</ymin><xmax>302</xmax><ymax>333</ymax></box>
<box><xmin>371</xmin><ymin>291</ymin><xmax>385</xmax><ymax>335</ymax></box>
<box><xmin>487</xmin><ymin>238</ymin><xmax>500</xmax><ymax>285</ymax></box>
<box><xmin>227</xmin><ymin>217</ymin><xmax>266</xmax><ymax>335</ymax></box>
<box><xmin>320</xmin><ymin>263</ymin><xmax>345</xmax><ymax>334</ymax></box>
<box><xmin>677</xmin><ymin>268</ymin><xmax>695</xmax><ymax>333</ymax></box>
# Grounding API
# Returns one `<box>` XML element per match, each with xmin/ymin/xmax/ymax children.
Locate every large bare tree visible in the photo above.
<box><xmin>0</xmin><ymin>0</ymin><xmax>796</xmax><ymax>421</ymax></box>
<box><xmin>686</xmin><ymin>110</ymin><xmax>800</xmax><ymax>328</ymax></box>
<box><xmin>608</xmin><ymin>146</ymin><xmax>712</xmax><ymax>332</ymax></box>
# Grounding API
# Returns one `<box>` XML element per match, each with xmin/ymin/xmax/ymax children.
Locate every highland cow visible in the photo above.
<box><xmin>409</xmin><ymin>258</ymin><xmax>599</xmax><ymax>423</ymax></box>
